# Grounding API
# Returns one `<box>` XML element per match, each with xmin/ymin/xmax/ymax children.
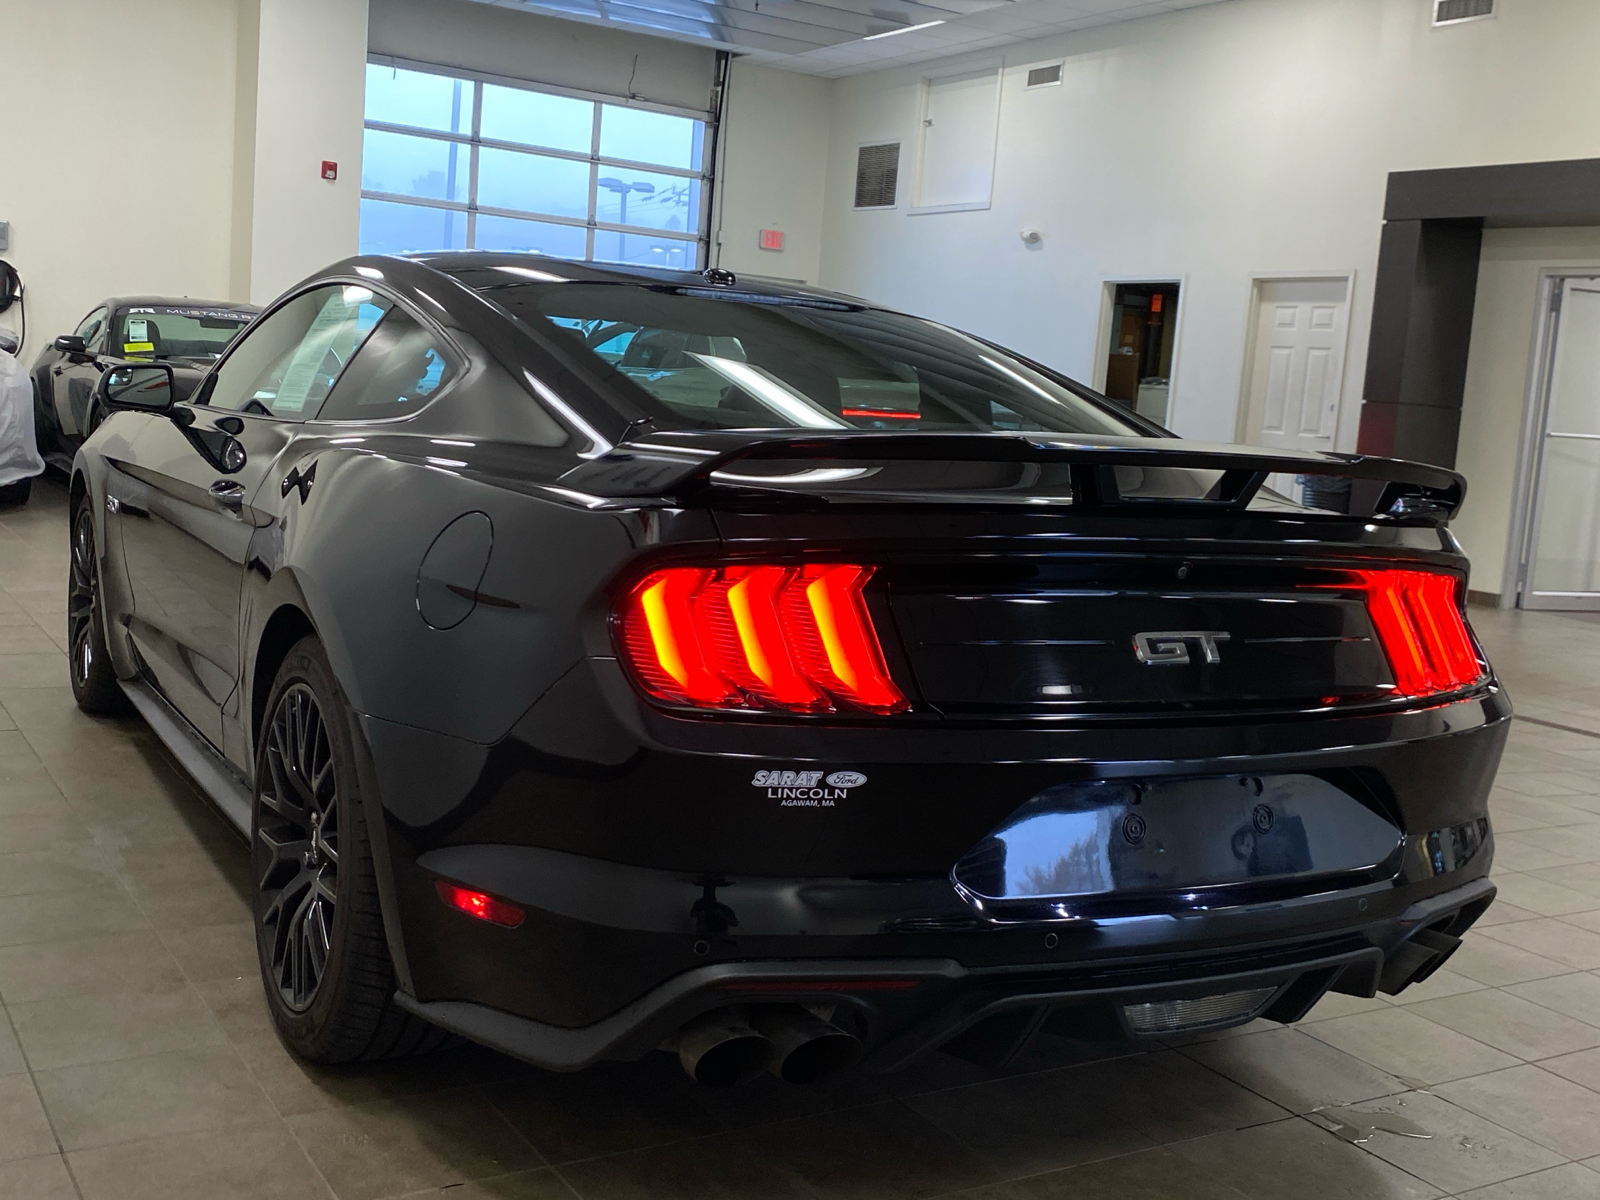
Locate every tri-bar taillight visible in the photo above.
<box><xmin>1321</xmin><ymin>569</ymin><xmax>1484</xmax><ymax>698</ymax></box>
<box><xmin>618</xmin><ymin>563</ymin><xmax>909</xmax><ymax>714</ymax></box>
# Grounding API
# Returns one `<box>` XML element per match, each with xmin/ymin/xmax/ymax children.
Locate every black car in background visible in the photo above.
<box><xmin>67</xmin><ymin>255</ymin><xmax>1506</xmax><ymax>1086</ymax></box>
<box><xmin>33</xmin><ymin>297</ymin><xmax>257</xmax><ymax>470</ymax></box>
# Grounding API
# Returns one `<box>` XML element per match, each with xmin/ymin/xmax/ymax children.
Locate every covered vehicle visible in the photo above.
<box><xmin>0</xmin><ymin>325</ymin><xmax>44</xmax><ymax>505</ymax></box>
<box><xmin>33</xmin><ymin>297</ymin><xmax>257</xmax><ymax>470</ymax></box>
<box><xmin>67</xmin><ymin>255</ymin><xmax>1505</xmax><ymax>1086</ymax></box>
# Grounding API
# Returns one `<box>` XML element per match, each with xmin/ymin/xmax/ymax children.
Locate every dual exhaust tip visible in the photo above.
<box><xmin>675</xmin><ymin>1006</ymin><xmax>862</xmax><ymax>1087</ymax></box>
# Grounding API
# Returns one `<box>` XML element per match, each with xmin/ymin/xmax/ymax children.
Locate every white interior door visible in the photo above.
<box><xmin>1522</xmin><ymin>278</ymin><xmax>1600</xmax><ymax>611</ymax></box>
<box><xmin>1242</xmin><ymin>278</ymin><xmax>1350</xmax><ymax>453</ymax></box>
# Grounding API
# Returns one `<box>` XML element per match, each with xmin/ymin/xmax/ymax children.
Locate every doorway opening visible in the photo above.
<box><xmin>1100</xmin><ymin>281</ymin><xmax>1180</xmax><ymax>425</ymax></box>
<box><xmin>1515</xmin><ymin>274</ymin><xmax>1600</xmax><ymax>611</ymax></box>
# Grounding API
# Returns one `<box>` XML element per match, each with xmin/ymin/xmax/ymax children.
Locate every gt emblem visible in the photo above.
<box><xmin>1133</xmin><ymin>630</ymin><xmax>1230</xmax><ymax>665</ymax></box>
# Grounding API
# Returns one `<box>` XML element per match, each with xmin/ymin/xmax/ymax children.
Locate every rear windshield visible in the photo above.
<box><xmin>115</xmin><ymin>306</ymin><xmax>253</xmax><ymax>361</ymax></box>
<box><xmin>490</xmin><ymin>283</ymin><xmax>1147</xmax><ymax>436</ymax></box>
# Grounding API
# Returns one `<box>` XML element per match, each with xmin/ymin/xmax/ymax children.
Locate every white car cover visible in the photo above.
<box><xmin>0</xmin><ymin>328</ymin><xmax>46</xmax><ymax>487</ymax></box>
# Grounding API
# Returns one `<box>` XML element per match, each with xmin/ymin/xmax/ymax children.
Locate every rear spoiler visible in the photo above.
<box><xmin>555</xmin><ymin>431</ymin><xmax>1466</xmax><ymax>519</ymax></box>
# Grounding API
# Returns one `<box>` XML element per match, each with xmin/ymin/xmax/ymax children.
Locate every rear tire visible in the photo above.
<box><xmin>0</xmin><ymin>478</ymin><xmax>31</xmax><ymax>507</ymax></box>
<box><xmin>68</xmin><ymin>497</ymin><xmax>127</xmax><ymax>714</ymax></box>
<box><xmin>252</xmin><ymin>635</ymin><xmax>447</xmax><ymax>1062</ymax></box>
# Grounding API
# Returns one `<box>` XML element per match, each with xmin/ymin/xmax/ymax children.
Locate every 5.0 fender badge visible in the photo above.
<box><xmin>752</xmin><ymin>769</ymin><xmax>867</xmax><ymax>807</ymax></box>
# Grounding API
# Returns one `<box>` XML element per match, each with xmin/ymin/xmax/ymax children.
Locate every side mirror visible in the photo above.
<box><xmin>101</xmin><ymin>362</ymin><xmax>176</xmax><ymax>413</ymax></box>
<box><xmin>53</xmin><ymin>335</ymin><xmax>90</xmax><ymax>358</ymax></box>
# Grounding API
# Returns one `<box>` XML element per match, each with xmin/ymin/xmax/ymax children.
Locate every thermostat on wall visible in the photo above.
<box><xmin>758</xmin><ymin>228</ymin><xmax>785</xmax><ymax>252</ymax></box>
<box><xmin>321</xmin><ymin>161</ymin><xmax>338</xmax><ymax>181</ymax></box>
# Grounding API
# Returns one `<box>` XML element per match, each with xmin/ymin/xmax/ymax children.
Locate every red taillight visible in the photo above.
<box><xmin>619</xmin><ymin>563</ymin><xmax>909</xmax><ymax>714</ymax></box>
<box><xmin>1320</xmin><ymin>570</ymin><xmax>1483</xmax><ymax>698</ymax></box>
<box><xmin>435</xmin><ymin>880</ymin><xmax>525</xmax><ymax>928</ymax></box>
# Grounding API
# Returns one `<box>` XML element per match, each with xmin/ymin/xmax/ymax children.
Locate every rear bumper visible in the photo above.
<box><xmin>394</xmin><ymin>875</ymin><xmax>1495</xmax><ymax>1072</ymax></box>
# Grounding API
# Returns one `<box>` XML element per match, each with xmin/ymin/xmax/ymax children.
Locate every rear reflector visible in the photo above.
<box><xmin>619</xmin><ymin>564</ymin><xmax>908</xmax><ymax>714</ymax></box>
<box><xmin>1317</xmin><ymin>570</ymin><xmax>1483</xmax><ymax>698</ymax></box>
<box><xmin>1121</xmin><ymin>987</ymin><xmax>1276</xmax><ymax>1034</ymax></box>
<box><xmin>435</xmin><ymin>880</ymin><xmax>525</xmax><ymax>928</ymax></box>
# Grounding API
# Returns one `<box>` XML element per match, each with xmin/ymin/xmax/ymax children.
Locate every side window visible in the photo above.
<box><xmin>205</xmin><ymin>285</ymin><xmax>391</xmax><ymax>419</ymax></box>
<box><xmin>75</xmin><ymin>307</ymin><xmax>109</xmax><ymax>352</ymax></box>
<box><xmin>314</xmin><ymin>306</ymin><xmax>457</xmax><ymax>421</ymax></box>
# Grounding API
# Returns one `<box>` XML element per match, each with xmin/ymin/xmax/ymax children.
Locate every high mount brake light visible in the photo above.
<box><xmin>619</xmin><ymin>564</ymin><xmax>909</xmax><ymax>714</ymax></box>
<box><xmin>1316</xmin><ymin>569</ymin><xmax>1484</xmax><ymax>698</ymax></box>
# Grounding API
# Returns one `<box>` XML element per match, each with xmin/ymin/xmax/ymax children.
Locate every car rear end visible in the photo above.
<box><xmin>398</xmin><ymin>432</ymin><xmax>1505</xmax><ymax>1082</ymax></box>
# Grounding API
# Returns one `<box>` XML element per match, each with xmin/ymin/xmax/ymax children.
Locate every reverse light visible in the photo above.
<box><xmin>619</xmin><ymin>563</ymin><xmax>909</xmax><ymax>714</ymax></box>
<box><xmin>434</xmin><ymin>880</ymin><xmax>525</xmax><ymax>928</ymax></box>
<box><xmin>1322</xmin><ymin>570</ymin><xmax>1484</xmax><ymax>698</ymax></box>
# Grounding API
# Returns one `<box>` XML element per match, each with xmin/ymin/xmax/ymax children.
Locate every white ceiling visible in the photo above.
<box><xmin>471</xmin><ymin>0</ymin><xmax>1232</xmax><ymax>78</ymax></box>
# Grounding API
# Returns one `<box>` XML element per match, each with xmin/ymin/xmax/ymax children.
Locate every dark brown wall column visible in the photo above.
<box><xmin>1357</xmin><ymin>217</ymin><xmax>1482</xmax><ymax>467</ymax></box>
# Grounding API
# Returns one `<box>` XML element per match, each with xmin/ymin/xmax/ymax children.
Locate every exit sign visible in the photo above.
<box><xmin>758</xmin><ymin>229</ymin><xmax>785</xmax><ymax>251</ymax></box>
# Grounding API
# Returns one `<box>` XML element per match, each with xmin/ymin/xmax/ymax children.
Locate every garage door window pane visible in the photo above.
<box><xmin>475</xmin><ymin>214</ymin><xmax>587</xmax><ymax>259</ymax></box>
<box><xmin>365</xmin><ymin>64</ymin><xmax>469</xmax><ymax>134</ymax></box>
<box><xmin>599</xmin><ymin>105</ymin><xmax>700</xmax><ymax>170</ymax></box>
<box><xmin>481</xmin><ymin>84</ymin><xmax>593</xmax><ymax>154</ymax></box>
<box><xmin>361</xmin><ymin>130</ymin><xmax>468</xmax><ymax>203</ymax></box>
<box><xmin>595</xmin><ymin>167</ymin><xmax>699</xmax><ymax>234</ymax></box>
<box><xmin>478</xmin><ymin>148</ymin><xmax>590</xmax><ymax>220</ymax></box>
<box><xmin>359</xmin><ymin>198</ymin><xmax>467</xmax><ymax>256</ymax></box>
<box><xmin>592</xmin><ymin>230</ymin><xmax>697</xmax><ymax>271</ymax></box>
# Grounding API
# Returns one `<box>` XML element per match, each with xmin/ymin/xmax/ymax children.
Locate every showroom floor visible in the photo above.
<box><xmin>3</xmin><ymin>476</ymin><xmax>1600</xmax><ymax>1200</ymax></box>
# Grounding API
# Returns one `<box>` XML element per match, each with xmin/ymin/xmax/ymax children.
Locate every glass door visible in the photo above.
<box><xmin>1523</xmin><ymin>277</ymin><xmax>1600</xmax><ymax>610</ymax></box>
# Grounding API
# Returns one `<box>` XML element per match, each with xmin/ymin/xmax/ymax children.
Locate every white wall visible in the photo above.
<box><xmin>714</xmin><ymin>63</ymin><xmax>833</xmax><ymax>284</ymax></box>
<box><xmin>1</xmin><ymin>0</ymin><xmax>243</xmax><ymax>357</ymax></box>
<box><xmin>814</xmin><ymin>0</ymin><xmax>1600</xmax><ymax>461</ymax></box>
<box><xmin>1454</xmin><ymin>227</ymin><xmax>1600</xmax><ymax>600</ymax></box>
<box><xmin>248</xmin><ymin>0</ymin><xmax>370</xmax><ymax>304</ymax></box>
<box><xmin>368</xmin><ymin>0</ymin><xmax>716</xmax><ymax>115</ymax></box>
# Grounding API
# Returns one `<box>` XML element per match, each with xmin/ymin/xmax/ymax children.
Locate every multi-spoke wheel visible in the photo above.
<box><xmin>256</xmin><ymin>683</ymin><xmax>341</xmax><ymax>1011</ymax></box>
<box><xmin>251</xmin><ymin>635</ymin><xmax>448</xmax><ymax>1062</ymax></box>
<box><xmin>67</xmin><ymin>498</ymin><xmax>126</xmax><ymax>713</ymax></box>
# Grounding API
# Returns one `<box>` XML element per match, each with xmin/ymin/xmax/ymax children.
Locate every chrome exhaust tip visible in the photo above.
<box><xmin>749</xmin><ymin>1006</ymin><xmax>863</xmax><ymax>1084</ymax></box>
<box><xmin>674</xmin><ymin>1011</ymin><xmax>775</xmax><ymax>1087</ymax></box>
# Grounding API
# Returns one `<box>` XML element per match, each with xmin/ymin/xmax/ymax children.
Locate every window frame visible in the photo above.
<box><xmin>361</xmin><ymin>55</ymin><xmax>712</xmax><ymax>268</ymax></box>
<box><xmin>192</xmin><ymin>277</ymin><xmax>466</xmax><ymax>427</ymax></box>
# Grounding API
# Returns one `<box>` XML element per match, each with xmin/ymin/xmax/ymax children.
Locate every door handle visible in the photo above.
<box><xmin>208</xmin><ymin>480</ymin><xmax>247</xmax><ymax>512</ymax></box>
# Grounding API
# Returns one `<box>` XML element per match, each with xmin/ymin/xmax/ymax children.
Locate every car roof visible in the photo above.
<box><xmin>110</xmin><ymin>297</ymin><xmax>261</xmax><ymax>313</ymax></box>
<box><xmin>402</xmin><ymin>252</ymin><xmax>872</xmax><ymax>308</ymax></box>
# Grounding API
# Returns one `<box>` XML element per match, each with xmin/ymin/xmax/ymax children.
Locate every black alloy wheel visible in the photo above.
<box><xmin>67</xmin><ymin>500</ymin><xmax>125</xmax><ymax>713</ymax></box>
<box><xmin>255</xmin><ymin>682</ymin><xmax>341</xmax><ymax>1011</ymax></box>
<box><xmin>251</xmin><ymin>636</ymin><xmax>449</xmax><ymax>1062</ymax></box>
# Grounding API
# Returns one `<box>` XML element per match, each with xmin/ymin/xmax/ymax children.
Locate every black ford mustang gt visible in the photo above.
<box><xmin>33</xmin><ymin>296</ymin><xmax>258</xmax><ymax>471</ymax></box>
<box><xmin>68</xmin><ymin>253</ymin><xmax>1506</xmax><ymax>1086</ymax></box>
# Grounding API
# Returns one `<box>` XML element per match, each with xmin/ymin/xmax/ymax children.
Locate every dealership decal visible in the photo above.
<box><xmin>752</xmin><ymin>769</ymin><xmax>867</xmax><ymax>806</ymax></box>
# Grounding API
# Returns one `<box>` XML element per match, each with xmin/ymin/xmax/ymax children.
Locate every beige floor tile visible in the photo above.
<box><xmin>1299</xmin><ymin>989</ymin><xmax>1392</xmax><ymax>1020</ymax></box>
<box><xmin>285</xmin><ymin>1088</ymin><xmax>544</xmax><ymax>1200</ymax></box>
<box><xmin>69</xmin><ymin>1119</ymin><xmax>335</xmax><ymax>1200</ymax></box>
<box><xmin>924</xmin><ymin>1147</ymin><xmax>1249</xmax><ymax>1200</ymax></box>
<box><xmin>0</xmin><ymin>810</ymin><xmax>96</xmax><ymax>855</ymax></box>
<box><xmin>1537</xmin><ymin>1046</ymin><xmax>1600</xmax><ymax>1094</ymax></box>
<box><xmin>1458</xmin><ymin>1162</ymin><xmax>1600</xmax><ymax>1199</ymax></box>
<box><xmin>163</xmin><ymin>920</ymin><xmax>259</xmax><ymax>983</ymax></box>
<box><xmin>0</xmin><ymin>930</ymin><xmax>185</xmax><ymax>1004</ymax></box>
<box><xmin>1555</xmin><ymin>909</ymin><xmax>1600</xmax><ymax>936</ymax></box>
<box><xmin>1178</xmin><ymin>1025</ymin><xmax>1407</xmax><ymax>1114</ymax></box>
<box><xmin>10</xmin><ymin>979</ymin><xmax>227</xmax><ymax>1070</ymax></box>
<box><xmin>1169</xmin><ymin>1115</ymin><xmax>1442</xmax><ymax>1199</ymax></box>
<box><xmin>1450</xmin><ymin>935</ymin><xmax>1575</xmax><ymax>987</ymax></box>
<box><xmin>0</xmin><ymin>1014</ymin><xmax>26</xmax><ymax>1075</ymax></box>
<box><xmin>0</xmin><ymin>842</ymin><xmax>118</xmax><ymax>898</ymax></box>
<box><xmin>369</xmin><ymin>1170</ymin><xmax>575</xmax><ymax>1200</ymax></box>
<box><xmin>0</xmin><ymin>654</ymin><xmax>68</xmax><ymax>689</ymax></box>
<box><xmin>0</xmin><ymin>884</ymin><xmax>148</xmax><ymax>947</ymax></box>
<box><xmin>1407</xmin><ymin>989</ymin><xmax>1600</xmax><ymax>1060</ymax></box>
<box><xmin>0</xmin><ymin>1072</ymin><xmax>60</xmax><ymax>1164</ymax></box>
<box><xmin>1309</xmin><ymin>1089</ymin><xmax>1562</xmax><ymax>1195</ymax></box>
<box><xmin>1386</xmin><ymin>967</ymin><xmax>1488</xmax><ymax>1005</ymax></box>
<box><xmin>35</xmin><ymin>1045</ymin><xmax>277</xmax><ymax>1151</ymax></box>
<box><xmin>1302</xmin><ymin>1006</ymin><xmax>1521</xmax><ymax>1084</ymax></box>
<box><xmin>1436</xmin><ymin>1063</ymin><xmax>1600</xmax><ymax>1159</ymax></box>
<box><xmin>1532</xmin><ymin>862</ymin><xmax>1600</xmax><ymax>900</ymax></box>
<box><xmin>1505</xmin><ymin>973</ymin><xmax>1600</xmax><ymax>1029</ymax></box>
<box><xmin>0</xmin><ymin>1154</ymin><xmax>78</xmax><ymax>1200</ymax></box>
<box><xmin>1493</xmin><ymin>874</ymin><xmax>1600</xmax><ymax>917</ymax></box>
<box><xmin>1478</xmin><ymin>918</ymin><xmax>1600</xmax><ymax>971</ymax></box>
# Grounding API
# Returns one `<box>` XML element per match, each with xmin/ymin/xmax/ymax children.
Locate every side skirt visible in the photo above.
<box><xmin>118</xmin><ymin>678</ymin><xmax>252</xmax><ymax>837</ymax></box>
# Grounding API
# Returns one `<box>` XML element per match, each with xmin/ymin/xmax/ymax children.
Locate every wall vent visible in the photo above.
<box><xmin>854</xmin><ymin>142</ymin><xmax>900</xmax><ymax>209</ymax></box>
<box><xmin>1025</xmin><ymin>63</ymin><xmax>1064</xmax><ymax>89</ymax></box>
<box><xmin>1433</xmin><ymin>0</ymin><xmax>1494</xmax><ymax>26</ymax></box>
